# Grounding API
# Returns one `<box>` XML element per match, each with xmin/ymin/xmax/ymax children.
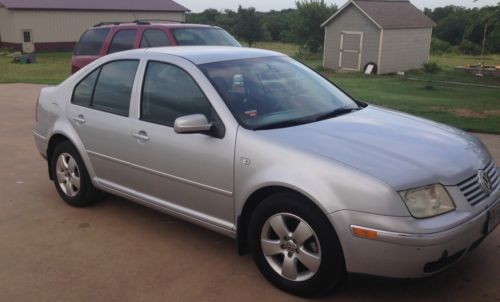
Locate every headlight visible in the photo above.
<box><xmin>400</xmin><ymin>184</ymin><xmax>455</xmax><ymax>218</ymax></box>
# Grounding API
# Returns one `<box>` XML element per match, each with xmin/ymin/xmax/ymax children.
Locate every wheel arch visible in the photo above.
<box><xmin>236</xmin><ymin>185</ymin><xmax>336</xmax><ymax>255</ymax></box>
<box><xmin>46</xmin><ymin>128</ymin><xmax>96</xmax><ymax>185</ymax></box>
<box><xmin>47</xmin><ymin>133</ymin><xmax>71</xmax><ymax>180</ymax></box>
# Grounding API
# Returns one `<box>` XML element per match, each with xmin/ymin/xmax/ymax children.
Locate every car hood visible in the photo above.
<box><xmin>259</xmin><ymin>106</ymin><xmax>491</xmax><ymax>190</ymax></box>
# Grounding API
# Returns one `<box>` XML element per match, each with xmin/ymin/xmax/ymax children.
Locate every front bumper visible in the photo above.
<box><xmin>329</xmin><ymin>196</ymin><xmax>499</xmax><ymax>278</ymax></box>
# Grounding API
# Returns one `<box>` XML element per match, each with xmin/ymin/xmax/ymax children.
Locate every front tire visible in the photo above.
<box><xmin>51</xmin><ymin>141</ymin><xmax>99</xmax><ymax>207</ymax></box>
<box><xmin>248</xmin><ymin>192</ymin><xmax>345</xmax><ymax>297</ymax></box>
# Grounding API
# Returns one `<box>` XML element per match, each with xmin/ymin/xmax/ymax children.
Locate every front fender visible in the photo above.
<box><xmin>234</xmin><ymin>129</ymin><xmax>410</xmax><ymax>220</ymax></box>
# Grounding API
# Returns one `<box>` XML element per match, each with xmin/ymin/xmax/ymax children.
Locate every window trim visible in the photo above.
<box><xmin>139</xmin><ymin>60</ymin><xmax>225</xmax><ymax>136</ymax></box>
<box><xmin>71</xmin><ymin>59</ymin><xmax>140</xmax><ymax>117</ymax></box>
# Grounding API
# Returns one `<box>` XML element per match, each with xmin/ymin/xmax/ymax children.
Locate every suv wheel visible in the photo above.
<box><xmin>248</xmin><ymin>192</ymin><xmax>345</xmax><ymax>297</ymax></box>
<box><xmin>51</xmin><ymin>141</ymin><xmax>99</xmax><ymax>207</ymax></box>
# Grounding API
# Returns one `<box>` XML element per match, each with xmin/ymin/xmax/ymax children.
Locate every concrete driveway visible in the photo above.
<box><xmin>0</xmin><ymin>83</ymin><xmax>499</xmax><ymax>302</ymax></box>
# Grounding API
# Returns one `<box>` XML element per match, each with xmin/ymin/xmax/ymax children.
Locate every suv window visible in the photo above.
<box><xmin>172</xmin><ymin>28</ymin><xmax>240</xmax><ymax>47</ymax></box>
<box><xmin>76</xmin><ymin>60</ymin><xmax>139</xmax><ymax>116</ymax></box>
<box><xmin>140</xmin><ymin>29</ymin><xmax>171</xmax><ymax>48</ymax></box>
<box><xmin>108</xmin><ymin>30</ymin><xmax>137</xmax><ymax>54</ymax></box>
<box><xmin>141</xmin><ymin>61</ymin><xmax>212</xmax><ymax>127</ymax></box>
<box><xmin>74</xmin><ymin>28</ymin><xmax>110</xmax><ymax>55</ymax></box>
<box><xmin>72</xmin><ymin>69</ymin><xmax>99</xmax><ymax>106</ymax></box>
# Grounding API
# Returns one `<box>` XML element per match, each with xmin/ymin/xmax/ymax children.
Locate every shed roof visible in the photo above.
<box><xmin>0</xmin><ymin>0</ymin><xmax>189</xmax><ymax>12</ymax></box>
<box><xmin>321</xmin><ymin>0</ymin><xmax>436</xmax><ymax>29</ymax></box>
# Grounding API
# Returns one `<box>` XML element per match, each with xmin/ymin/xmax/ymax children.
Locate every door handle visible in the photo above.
<box><xmin>73</xmin><ymin>114</ymin><xmax>86</xmax><ymax>125</ymax></box>
<box><xmin>133</xmin><ymin>130</ymin><xmax>150</xmax><ymax>142</ymax></box>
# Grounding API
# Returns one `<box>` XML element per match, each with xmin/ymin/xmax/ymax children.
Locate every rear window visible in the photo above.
<box><xmin>74</xmin><ymin>28</ymin><xmax>110</xmax><ymax>56</ymax></box>
<box><xmin>172</xmin><ymin>28</ymin><xmax>240</xmax><ymax>47</ymax></box>
<box><xmin>108</xmin><ymin>30</ymin><xmax>137</xmax><ymax>54</ymax></box>
<box><xmin>140</xmin><ymin>29</ymin><xmax>171</xmax><ymax>48</ymax></box>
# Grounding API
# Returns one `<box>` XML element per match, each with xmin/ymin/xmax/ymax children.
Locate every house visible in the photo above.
<box><xmin>321</xmin><ymin>0</ymin><xmax>436</xmax><ymax>74</ymax></box>
<box><xmin>0</xmin><ymin>0</ymin><xmax>189</xmax><ymax>52</ymax></box>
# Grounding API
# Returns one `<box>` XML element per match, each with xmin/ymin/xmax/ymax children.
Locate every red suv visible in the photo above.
<box><xmin>71</xmin><ymin>21</ymin><xmax>240</xmax><ymax>73</ymax></box>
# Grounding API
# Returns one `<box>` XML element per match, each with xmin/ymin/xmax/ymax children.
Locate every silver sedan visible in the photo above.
<box><xmin>33</xmin><ymin>46</ymin><xmax>500</xmax><ymax>297</ymax></box>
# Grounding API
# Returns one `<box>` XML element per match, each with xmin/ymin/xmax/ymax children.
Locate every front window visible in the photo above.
<box><xmin>199</xmin><ymin>56</ymin><xmax>360</xmax><ymax>130</ymax></box>
<box><xmin>141</xmin><ymin>61</ymin><xmax>214</xmax><ymax>127</ymax></box>
<box><xmin>172</xmin><ymin>28</ymin><xmax>240</xmax><ymax>47</ymax></box>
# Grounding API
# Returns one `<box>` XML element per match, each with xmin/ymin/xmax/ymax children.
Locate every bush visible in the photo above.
<box><xmin>458</xmin><ymin>40</ymin><xmax>481</xmax><ymax>55</ymax></box>
<box><xmin>423</xmin><ymin>62</ymin><xmax>441</xmax><ymax>74</ymax></box>
<box><xmin>431</xmin><ymin>38</ymin><xmax>452</xmax><ymax>54</ymax></box>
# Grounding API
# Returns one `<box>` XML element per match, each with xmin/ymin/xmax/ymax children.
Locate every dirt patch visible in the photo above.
<box><xmin>430</xmin><ymin>107</ymin><xmax>500</xmax><ymax>118</ymax></box>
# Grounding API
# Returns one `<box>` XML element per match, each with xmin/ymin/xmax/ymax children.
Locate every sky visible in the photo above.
<box><xmin>176</xmin><ymin>0</ymin><xmax>498</xmax><ymax>13</ymax></box>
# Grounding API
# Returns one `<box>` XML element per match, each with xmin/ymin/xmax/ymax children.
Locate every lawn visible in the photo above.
<box><xmin>0</xmin><ymin>43</ymin><xmax>499</xmax><ymax>133</ymax></box>
<box><xmin>0</xmin><ymin>51</ymin><xmax>71</xmax><ymax>84</ymax></box>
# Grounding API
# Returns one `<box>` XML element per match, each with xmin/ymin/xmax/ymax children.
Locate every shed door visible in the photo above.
<box><xmin>339</xmin><ymin>31</ymin><xmax>363</xmax><ymax>71</ymax></box>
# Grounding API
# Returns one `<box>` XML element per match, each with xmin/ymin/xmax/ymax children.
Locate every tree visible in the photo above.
<box><xmin>202</xmin><ymin>8</ymin><xmax>220</xmax><ymax>24</ymax></box>
<box><xmin>293</xmin><ymin>0</ymin><xmax>337</xmax><ymax>54</ymax></box>
<box><xmin>234</xmin><ymin>6</ymin><xmax>264</xmax><ymax>47</ymax></box>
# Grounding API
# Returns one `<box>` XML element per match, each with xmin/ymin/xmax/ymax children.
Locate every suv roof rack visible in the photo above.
<box><xmin>133</xmin><ymin>19</ymin><xmax>184</xmax><ymax>24</ymax></box>
<box><xmin>93</xmin><ymin>20</ymin><xmax>183</xmax><ymax>27</ymax></box>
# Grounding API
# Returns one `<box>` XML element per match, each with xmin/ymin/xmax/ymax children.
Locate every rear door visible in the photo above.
<box><xmin>339</xmin><ymin>31</ymin><xmax>363</xmax><ymax>71</ymax></box>
<box><xmin>67</xmin><ymin>57</ymin><xmax>142</xmax><ymax>186</ymax></box>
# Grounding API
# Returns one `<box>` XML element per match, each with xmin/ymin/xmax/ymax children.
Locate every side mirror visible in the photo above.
<box><xmin>174</xmin><ymin>114</ymin><xmax>212</xmax><ymax>134</ymax></box>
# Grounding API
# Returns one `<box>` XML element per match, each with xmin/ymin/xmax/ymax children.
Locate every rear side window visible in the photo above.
<box><xmin>71</xmin><ymin>60</ymin><xmax>139</xmax><ymax>116</ymax></box>
<box><xmin>140</xmin><ymin>29</ymin><xmax>171</xmax><ymax>48</ymax></box>
<box><xmin>141</xmin><ymin>61</ymin><xmax>212</xmax><ymax>127</ymax></box>
<box><xmin>108</xmin><ymin>30</ymin><xmax>137</xmax><ymax>54</ymax></box>
<box><xmin>92</xmin><ymin>60</ymin><xmax>139</xmax><ymax>115</ymax></box>
<box><xmin>72</xmin><ymin>69</ymin><xmax>99</xmax><ymax>106</ymax></box>
<box><xmin>74</xmin><ymin>28</ymin><xmax>110</xmax><ymax>55</ymax></box>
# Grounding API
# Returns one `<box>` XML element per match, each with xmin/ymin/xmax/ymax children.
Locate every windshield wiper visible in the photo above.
<box><xmin>254</xmin><ymin>106</ymin><xmax>363</xmax><ymax>130</ymax></box>
<box><xmin>312</xmin><ymin>106</ymin><xmax>362</xmax><ymax>122</ymax></box>
<box><xmin>254</xmin><ymin>118</ymin><xmax>313</xmax><ymax>130</ymax></box>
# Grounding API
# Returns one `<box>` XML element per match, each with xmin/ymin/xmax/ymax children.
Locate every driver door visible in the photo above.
<box><xmin>126</xmin><ymin>55</ymin><xmax>237</xmax><ymax>230</ymax></box>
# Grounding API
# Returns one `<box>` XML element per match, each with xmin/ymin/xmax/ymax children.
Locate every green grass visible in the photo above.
<box><xmin>0</xmin><ymin>51</ymin><xmax>71</xmax><ymax>84</ymax></box>
<box><xmin>252</xmin><ymin>43</ymin><xmax>500</xmax><ymax>134</ymax></box>
<box><xmin>0</xmin><ymin>43</ymin><xmax>499</xmax><ymax>133</ymax></box>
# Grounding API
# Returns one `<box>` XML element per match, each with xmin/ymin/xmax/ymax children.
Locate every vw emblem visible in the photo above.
<box><xmin>478</xmin><ymin>170</ymin><xmax>492</xmax><ymax>195</ymax></box>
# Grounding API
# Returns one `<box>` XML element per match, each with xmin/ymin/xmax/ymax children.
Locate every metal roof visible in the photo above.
<box><xmin>0</xmin><ymin>0</ymin><xmax>189</xmax><ymax>12</ymax></box>
<box><xmin>322</xmin><ymin>0</ymin><xmax>436</xmax><ymax>29</ymax></box>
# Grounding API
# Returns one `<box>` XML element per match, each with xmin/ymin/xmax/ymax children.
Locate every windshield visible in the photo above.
<box><xmin>172</xmin><ymin>28</ymin><xmax>241</xmax><ymax>47</ymax></box>
<box><xmin>199</xmin><ymin>56</ymin><xmax>360</xmax><ymax>130</ymax></box>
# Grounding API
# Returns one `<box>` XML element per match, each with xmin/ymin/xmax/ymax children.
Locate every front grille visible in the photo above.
<box><xmin>457</xmin><ymin>161</ymin><xmax>499</xmax><ymax>206</ymax></box>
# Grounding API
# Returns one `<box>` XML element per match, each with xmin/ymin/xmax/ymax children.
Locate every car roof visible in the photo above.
<box><xmin>144</xmin><ymin>46</ymin><xmax>285</xmax><ymax>65</ymax></box>
<box><xmin>92</xmin><ymin>22</ymin><xmax>218</xmax><ymax>29</ymax></box>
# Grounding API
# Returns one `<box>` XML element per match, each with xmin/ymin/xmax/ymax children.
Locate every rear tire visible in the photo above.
<box><xmin>51</xmin><ymin>141</ymin><xmax>99</xmax><ymax>207</ymax></box>
<box><xmin>248</xmin><ymin>192</ymin><xmax>345</xmax><ymax>297</ymax></box>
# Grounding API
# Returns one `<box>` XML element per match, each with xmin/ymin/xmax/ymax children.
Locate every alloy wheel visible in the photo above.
<box><xmin>260</xmin><ymin>213</ymin><xmax>321</xmax><ymax>282</ymax></box>
<box><xmin>55</xmin><ymin>152</ymin><xmax>81</xmax><ymax>197</ymax></box>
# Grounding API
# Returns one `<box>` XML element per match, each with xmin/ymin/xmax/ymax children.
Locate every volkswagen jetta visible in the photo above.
<box><xmin>34</xmin><ymin>47</ymin><xmax>500</xmax><ymax>297</ymax></box>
